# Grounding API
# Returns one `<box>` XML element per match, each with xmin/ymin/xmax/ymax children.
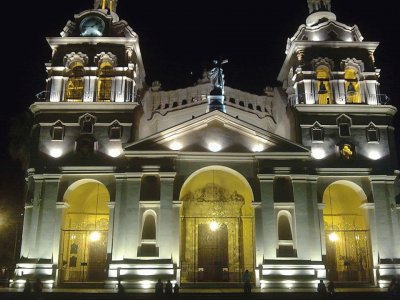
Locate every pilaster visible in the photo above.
<box><xmin>158</xmin><ymin>173</ymin><xmax>176</xmax><ymax>259</ymax></box>
<box><xmin>257</xmin><ymin>175</ymin><xmax>275</xmax><ymax>260</ymax></box>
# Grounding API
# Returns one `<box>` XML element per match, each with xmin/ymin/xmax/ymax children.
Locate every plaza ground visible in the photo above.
<box><xmin>0</xmin><ymin>286</ymin><xmax>394</xmax><ymax>300</ymax></box>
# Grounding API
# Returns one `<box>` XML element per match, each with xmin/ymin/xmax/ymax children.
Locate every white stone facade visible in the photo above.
<box><xmin>13</xmin><ymin>1</ymin><xmax>399</xmax><ymax>290</ymax></box>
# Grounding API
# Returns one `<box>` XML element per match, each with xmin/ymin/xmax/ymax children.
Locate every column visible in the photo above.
<box><xmin>292</xmin><ymin>176</ymin><xmax>320</xmax><ymax>260</ymax></box>
<box><xmin>371</xmin><ymin>178</ymin><xmax>395</xmax><ymax>259</ymax></box>
<box><xmin>52</xmin><ymin>202</ymin><xmax>69</xmax><ymax>283</ymax></box>
<box><xmin>310</xmin><ymin>178</ymin><xmax>322</xmax><ymax>261</ymax></box>
<box><xmin>123</xmin><ymin>175</ymin><xmax>142</xmax><ymax>258</ymax></box>
<box><xmin>107</xmin><ymin>202</ymin><xmax>115</xmax><ymax>255</ymax></box>
<box><xmin>158</xmin><ymin>173</ymin><xmax>176</xmax><ymax>259</ymax></box>
<box><xmin>36</xmin><ymin>177</ymin><xmax>60</xmax><ymax>259</ymax></box>
<box><xmin>111</xmin><ymin>176</ymin><xmax>126</xmax><ymax>260</ymax></box>
<box><xmin>361</xmin><ymin>203</ymin><xmax>379</xmax><ymax>284</ymax></box>
<box><xmin>386</xmin><ymin>180</ymin><xmax>400</xmax><ymax>259</ymax></box>
<box><xmin>258</xmin><ymin>175</ymin><xmax>275</xmax><ymax>260</ymax></box>
<box><xmin>20</xmin><ymin>204</ymin><xmax>33</xmax><ymax>258</ymax></box>
<box><xmin>27</xmin><ymin>177</ymin><xmax>44</xmax><ymax>258</ymax></box>
<box><xmin>318</xmin><ymin>203</ymin><xmax>326</xmax><ymax>257</ymax></box>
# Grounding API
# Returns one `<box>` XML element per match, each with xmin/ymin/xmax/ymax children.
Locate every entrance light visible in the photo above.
<box><xmin>209</xmin><ymin>221</ymin><xmax>219</xmax><ymax>231</ymax></box>
<box><xmin>328</xmin><ymin>232</ymin><xmax>339</xmax><ymax>242</ymax></box>
<box><xmin>90</xmin><ymin>231</ymin><xmax>101</xmax><ymax>242</ymax></box>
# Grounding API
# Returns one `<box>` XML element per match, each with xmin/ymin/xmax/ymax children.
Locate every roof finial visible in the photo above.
<box><xmin>306</xmin><ymin>0</ymin><xmax>336</xmax><ymax>26</ymax></box>
<box><xmin>94</xmin><ymin>0</ymin><xmax>118</xmax><ymax>13</ymax></box>
<box><xmin>307</xmin><ymin>0</ymin><xmax>331</xmax><ymax>14</ymax></box>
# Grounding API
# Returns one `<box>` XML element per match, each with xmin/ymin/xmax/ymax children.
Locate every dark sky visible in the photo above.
<box><xmin>2</xmin><ymin>0</ymin><xmax>399</xmax><ymax>205</ymax></box>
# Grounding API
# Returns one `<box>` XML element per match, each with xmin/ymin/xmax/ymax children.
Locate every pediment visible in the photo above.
<box><xmin>124</xmin><ymin>111</ymin><xmax>309</xmax><ymax>157</ymax></box>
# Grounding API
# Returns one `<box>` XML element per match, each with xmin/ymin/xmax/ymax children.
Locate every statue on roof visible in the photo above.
<box><xmin>208</xmin><ymin>59</ymin><xmax>228</xmax><ymax>95</ymax></box>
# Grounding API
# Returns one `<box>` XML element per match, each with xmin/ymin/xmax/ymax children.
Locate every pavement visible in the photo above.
<box><xmin>0</xmin><ymin>287</ymin><xmax>394</xmax><ymax>300</ymax></box>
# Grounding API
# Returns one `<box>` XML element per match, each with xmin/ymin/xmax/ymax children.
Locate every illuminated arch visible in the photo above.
<box><xmin>344</xmin><ymin>67</ymin><xmax>361</xmax><ymax>103</ymax></box>
<box><xmin>322</xmin><ymin>180</ymin><xmax>371</xmax><ymax>282</ymax></box>
<box><xmin>179</xmin><ymin>165</ymin><xmax>254</xmax><ymax>205</ymax></box>
<box><xmin>179</xmin><ymin>166</ymin><xmax>254</xmax><ymax>283</ymax></box>
<box><xmin>65</xmin><ymin>60</ymin><xmax>85</xmax><ymax>102</ymax></box>
<box><xmin>60</xmin><ymin>179</ymin><xmax>110</xmax><ymax>283</ymax></box>
<box><xmin>277</xmin><ymin>210</ymin><xmax>293</xmax><ymax>240</ymax></box>
<box><xmin>316</xmin><ymin>65</ymin><xmax>332</xmax><ymax>104</ymax></box>
<box><xmin>141</xmin><ymin>209</ymin><xmax>157</xmax><ymax>240</ymax></box>
<box><xmin>97</xmin><ymin>60</ymin><xmax>113</xmax><ymax>102</ymax></box>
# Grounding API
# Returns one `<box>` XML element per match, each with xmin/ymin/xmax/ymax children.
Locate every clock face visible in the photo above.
<box><xmin>80</xmin><ymin>16</ymin><xmax>105</xmax><ymax>37</ymax></box>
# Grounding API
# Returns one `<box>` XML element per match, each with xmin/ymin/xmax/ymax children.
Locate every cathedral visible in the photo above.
<box><xmin>12</xmin><ymin>0</ymin><xmax>400</xmax><ymax>289</ymax></box>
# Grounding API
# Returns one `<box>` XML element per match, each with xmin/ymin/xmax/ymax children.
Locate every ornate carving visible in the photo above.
<box><xmin>183</xmin><ymin>183</ymin><xmax>244</xmax><ymax>203</ymax></box>
<box><xmin>61</xmin><ymin>20</ymin><xmax>76</xmax><ymax>38</ymax></box>
<box><xmin>94</xmin><ymin>52</ymin><xmax>118</xmax><ymax>66</ymax></box>
<box><xmin>63</xmin><ymin>52</ymin><xmax>89</xmax><ymax>67</ymax></box>
<box><xmin>341</xmin><ymin>58</ymin><xmax>364</xmax><ymax>73</ymax></box>
<box><xmin>182</xmin><ymin>184</ymin><xmax>245</xmax><ymax>218</ymax></box>
<box><xmin>296</xmin><ymin>49</ymin><xmax>304</xmax><ymax>65</ymax></box>
<box><xmin>311</xmin><ymin>57</ymin><xmax>335</xmax><ymax>71</ymax></box>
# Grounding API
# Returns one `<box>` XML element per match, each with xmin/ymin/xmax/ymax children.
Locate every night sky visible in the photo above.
<box><xmin>1</xmin><ymin>0</ymin><xmax>399</xmax><ymax>208</ymax></box>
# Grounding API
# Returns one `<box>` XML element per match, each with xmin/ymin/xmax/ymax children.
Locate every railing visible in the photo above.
<box><xmin>35</xmin><ymin>90</ymin><xmax>137</xmax><ymax>102</ymax></box>
<box><xmin>152</xmin><ymin>95</ymin><xmax>272</xmax><ymax>116</ymax></box>
<box><xmin>288</xmin><ymin>93</ymin><xmax>390</xmax><ymax>106</ymax></box>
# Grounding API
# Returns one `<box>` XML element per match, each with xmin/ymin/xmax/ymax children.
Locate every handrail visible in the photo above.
<box><xmin>288</xmin><ymin>93</ymin><xmax>390</xmax><ymax>106</ymax></box>
<box><xmin>35</xmin><ymin>90</ymin><xmax>137</xmax><ymax>102</ymax></box>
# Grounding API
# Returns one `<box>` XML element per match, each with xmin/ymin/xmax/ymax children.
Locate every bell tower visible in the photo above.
<box><xmin>15</xmin><ymin>1</ymin><xmax>147</xmax><ymax>286</ymax></box>
<box><xmin>278</xmin><ymin>0</ymin><xmax>397</xmax><ymax>166</ymax></box>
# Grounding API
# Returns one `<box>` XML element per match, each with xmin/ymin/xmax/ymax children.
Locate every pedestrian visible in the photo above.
<box><xmin>317</xmin><ymin>279</ymin><xmax>327</xmax><ymax>300</ymax></box>
<box><xmin>155</xmin><ymin>278</ymin><xmax>164</xmax><ymax>299</ymax></box>
<box><xmin>388</xmin><ymin>277</ymin><xmax>399</xmax><ymax>299</ymax></box>
<box><xmin>117</xmin><ymin>278</ymin><xmax>125</xmax><ymax>294</ymax></box>
<box><xmin>32</xmin><ymin>278</ymin><xmax>43</xmax><ymax>300</ymax></box>
<box><xmin>32</xmin><ymin>278</ymin><xmax>43</xmax><ymax>293</ymax></box>
<box><xmin>242</xmin><ymin>269</ymin><xmax>251</xmax><ymax>294</ymax></box>
<box><xmin>23</xmin><ymin>278</ymin><xmax>32</xmax><ymax>293</ymax></box>
<box><xmin>173</xmin><ymin>283</ymin><xmax>180</xmax><ymax>295</ymax></box>
<box><xmin>327</xmin><ymin>281</ymin><xmax>335</xmax><ymax>299</ymax></box>
<box><xmin>165</xmin><ymin>279</ymin><xmax>173</xmax><ymax>297</ymax></box>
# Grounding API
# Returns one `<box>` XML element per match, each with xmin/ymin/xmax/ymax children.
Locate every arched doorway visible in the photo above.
<box><xmin>180</xmin><ymin>166</ymin><xmax>254</xmax><ymax>283</ymax></box>
<box><xmin>59</xmin><ymin>180</ymin><xmax>110</xmax><ymax>283</ymax></box>
<box><xmin>322</xmin><ymin>181</ymin><xmax>372</xmax><ymax>282</ymax></box>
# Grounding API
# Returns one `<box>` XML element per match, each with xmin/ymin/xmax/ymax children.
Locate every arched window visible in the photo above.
<box><xmin>316</xmin><ymin>66</ymin><xmax>332</xmax><ymax>104</ymax></box>
<box><xmin>278</xmin><ymin>212</ymin><xmax>293</xmax><ymax>241</ymax></box>
<box><xmin>138</xmin><ymin>210</ymin><xmax>159</xmax><ymax>257</ymax></box>
<box><xmin>141</xmin><ymin>212</ymin><xmax>156</xmax><ymax>240</ymax></box>
<box><xmin>65</xmin><ymin>61</ymin><xmax>84</xmax><ymax>102</ymax></box>
<box><xmin>97</xmin><ymin>61</ymin><xmax>113</xmax><ymax>102</ymax></box>
<box><xmin>277</xmin><ymin>210</ymin><xmax>296</xmax><ymax>257</ymax></box>
<box><xmin>345</xmin><ymin>68</ymin><xmax>361</xmax><ymax>103</ymax></box>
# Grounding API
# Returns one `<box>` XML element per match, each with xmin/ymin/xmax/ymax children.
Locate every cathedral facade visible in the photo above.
<box><xmin>13</xmin><ymin>0</ymin><xmax>400</xmax><ymax>289</ymax></box>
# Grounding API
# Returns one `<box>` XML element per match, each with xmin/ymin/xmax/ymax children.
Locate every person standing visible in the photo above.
<box><xmin>23</xmin><ymin>278</ymin><xmax>32</xmax><ymax>294</ymax></box>
<box><xmin>327</xmin><ymin>281</ymin><xmax>335</xmax><ymax>299</ymax></box>
<box><xmin>242</xmin><ymin>269</ymin><xmax>251</xmax><ymax>294</ymax></box>
<box><xmin>165</xmin><ymin>279</ymin><xmax>173</xmax><ymax>298</ymax></box>
<box><xmin>317</xmin><ymin>279</ymin><xmax>327</xmax><ymax>300</ymax></box>
<box><xmin>155</xmin><ymin>278</ymin><xmax>164</xmax><ymax>299</ymax></box>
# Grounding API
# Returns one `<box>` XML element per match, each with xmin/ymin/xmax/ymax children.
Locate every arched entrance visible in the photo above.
<box><xmin>59</xmin><ymin>180</ymin><xmax>110</xmax><ymax>283</ymax></box>
<box><xmin>322</xmin><ymin>181</ymin><xmax>372</xmax><ymax>282</ymax></box>
<box><xmin>180</xmin><ymin>166</ymin><xmax>254</xmax><ymax>283</ymax></box>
